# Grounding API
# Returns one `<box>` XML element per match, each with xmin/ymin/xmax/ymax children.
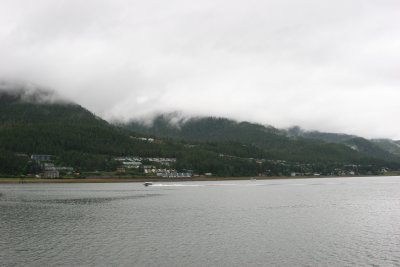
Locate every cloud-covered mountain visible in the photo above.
<box><xmin>121</xmin><ymin>113</ymin><xmax>400</xmax><ymax>164</ymax></box>
<box><xmin>1</xmin><ymin>85</ymin><xmax>399</xmax><ymax>176</ymax></box>
<box><xmin>1</xmin><ymin>1</ymin><xmax>400</xmax><ymax>139</ymax></box>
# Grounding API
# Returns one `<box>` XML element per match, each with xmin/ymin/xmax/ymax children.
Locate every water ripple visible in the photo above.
<box><xmin>2</xmin><ymin>177</ymin><xmax>400</xmax><ymax>267</ymax></box>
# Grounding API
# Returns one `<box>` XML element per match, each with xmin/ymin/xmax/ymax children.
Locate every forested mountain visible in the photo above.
<box><xmin>122</xmin><ymin>114</ymin><xmax>283</xmax><ymax>142</ymax></box>
<box><xmin>0</xmin><ymin>86</ymin><xmax>184</xmax><ymax>173</ymax></box>
<box><xmin>372</xmin><ymin>139</ymin><xmax>400</xmax><ymax>157</ymax></box>
<box><xmin>286</xmin><ymin>126</ymin><xmax>356</xmax><ymax>143</ymax></box>
<box><xmin>285</xmin><ymin>126</ymin><xmax>400</xmax><ymax>161</ymax></box>
<box><xmin>1</xmin><ymin>84</ymin><xmax>399</xmax><ymax>177</ymax></box>
<box><xmin>1</xmin><ymin>88</ymin><xmax>136</xmax><ymax>155</ymax></box>
<box><xmin>343</xmin><ymin>138</ymin><xmax>399</xmax><ymax>161</ymax></box>
<box><xmin>0</xmin><ymin>85</ymin><xmax>302</xmax><ymax>176</ymax></box>
<box><xmin>122</xmin><ymin>115</ymin><xmax>400</xmax><ymax>165</ymax></box>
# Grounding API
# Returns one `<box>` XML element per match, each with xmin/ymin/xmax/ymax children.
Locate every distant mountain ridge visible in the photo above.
<box><xmin>1</xmin><ymin>84</ymin><xmax>315</xmax><ymax>176</ymax></box>
<box><xmin>1</xmin><ymin>83</ymin><xmax>400</xmax><ymax>176</ymax></box>
<box><xmin>0</xmin><ymin>83</ymin><xmax>174</xmax><ymax>173</ymax></box>
<box><xmin>371</xmin><ymin>139</ymin><xmax>400</xmax><ymax>157</ymax></box>
<box><xmin>286</xmin><ymin>126</ymin><xmax>356</xmax><ymax>143</ymax></box>
<box><xmin>285</xmin><ymin>126</ymin><xmax>400</xmax><ymax>161</ymax></box>
<box><xmin>121</xmin><ymin>114</ymin><xmax>400</xmax><ymax>164</ymax></box>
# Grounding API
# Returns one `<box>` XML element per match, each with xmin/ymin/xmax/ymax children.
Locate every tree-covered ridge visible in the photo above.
<box><xmin>372</xmin><ymin>139</ymin><xmax>400</xmax><ymax>157</ymax></box>
<box><xmin>0</xmin><ymin>90</ymin><xmax>103</xmax><ymax>126</ymax></box>
<box><xmin>124</xmin><ymin>115</ymin><xmax>283</xmax><ymax>142</ymax></box>
<box><xmin>0</xmin><ymin>87</ymin><xmax>269</xmax><ymax>176</ymax></box>
<box><xmin>286</xmin><ymin>126</ymin><xmax>356</xmax><ymax>143</ymax></box>
<box><xmin>1</xmin><ymin>85</ymin><xmax>399</xmax><ymax>177</ymax></box>
<box><xmin>123</xmin><ymin>115</ymin><xmax>400</xmax><ymax>164</ymax></box>
<box><xmin>0</xmin><ymin>85</ymin><xmax>170</xmax><ymax>172</ymax></box>
<box><xmin>285</xmin><ymin>126</ymin><xmax>400</xmax><ymax>162</ymax></box>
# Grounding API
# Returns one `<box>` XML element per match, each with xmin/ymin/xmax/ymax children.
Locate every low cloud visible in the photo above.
<box><xmin>0</xmin><ymin>81</ymin><xmax>69</xmax><ymax>104</ymax></box>
<box><xmin>1</xmin><ymin>0</ymin><xmax>400</xmax><ymax>139</ymax></box>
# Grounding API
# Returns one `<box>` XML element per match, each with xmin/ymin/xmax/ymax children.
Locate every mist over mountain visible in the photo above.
<box><xmin>2</xmin><ymin>1</ymin><xmax>400</xmax><ymax>139</ymax></box>
<box><xmin>285</xmin><ymin>126</ymin><xmax>400</xmax><ymax>162</ymax></box>
<box><xmin>371</xmin><ymin>139</ymin><xmax>400</xmax><ymax>157</ymax></box>
<box><xmin>2</xmin><ymin>3</ymin><xmax>400</xmax><ymax>265</ymax></box>
<box><xmin>0</xmin><ymin>81</ymin><xmax>69</xmax><ymax>105</ymax></box>
<box><xmin>1</xmin><ymin>85</ymin><xmax>400</xmax><ymax>177</ymax></box>
<box><xmin>121</xmin><ymin>113</ymin><xmax>400</xmax><ymax>164</ymax></box>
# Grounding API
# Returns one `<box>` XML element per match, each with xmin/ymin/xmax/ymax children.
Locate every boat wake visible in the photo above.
<box><xmin>149</xmin><ymin>183</ymin><xmax>267</xmax><ymax>187</ymax></box>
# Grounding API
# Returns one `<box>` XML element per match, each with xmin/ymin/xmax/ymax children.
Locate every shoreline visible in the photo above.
<box><xmin>0</xmin><ymin>175</ymin><xmax>397</xmax><ymax>184</ymax></box>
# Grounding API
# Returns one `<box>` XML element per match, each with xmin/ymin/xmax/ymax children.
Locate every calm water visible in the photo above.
<box><xmin>1</xmin><ymin>177</ymin><xmax>400</xmax><ymax>267</ymax></box>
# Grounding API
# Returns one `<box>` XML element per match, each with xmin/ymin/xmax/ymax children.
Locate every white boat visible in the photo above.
<box><xmin>144</xmin><ymin>182</ymin><xmax>153</xmax><ymax>187</ymax></box>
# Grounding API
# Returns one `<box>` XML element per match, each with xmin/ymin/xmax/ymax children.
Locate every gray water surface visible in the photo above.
<box><xmin>1</xmin><ymin>176</ymin><xmax>400</xmax><ymax>266</ymax></box>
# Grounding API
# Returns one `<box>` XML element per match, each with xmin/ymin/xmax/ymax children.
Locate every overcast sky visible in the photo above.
<box><xmin>1</xmin><ymin>0</ymin><xmax>400</xmax><ymax>139</ymax></box>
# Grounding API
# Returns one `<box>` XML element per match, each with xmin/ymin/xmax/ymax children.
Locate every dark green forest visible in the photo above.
<box><xmin>123</xmin><ymin>115</ymin><xmax>400</xmax><ymax>165</ymax></box>
<box><xmin>1</xmin><ymin>88</ymin><xmax>400</xmax><ymax>177</ymax></box>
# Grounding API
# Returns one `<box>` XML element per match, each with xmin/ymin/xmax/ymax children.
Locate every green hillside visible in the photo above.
<box><xmin>1</xmin><ymin>91</ymin><xmax>130</xmax><ymax>154</ymax></box>
<box><xmin>343</xmin><ymin>137</ymin><xmax>399</xmax><ymax>161</ymax></box>
<box><xmin>286</xmin><ymin>126</ymin><xmax>356</xmax><ymax>143</ymax></box>
<box><xmin>1</xmin><ymin>85</ymin><xmax>399</xmax><ymax>177</ymax></box>
<box><xmin>372</xmin><ymin>139</ymin><xmax>400</xmax><ymax>157</ymax></box>
<box><xmin>286</xmin><ymin>126</ymin><xmax>400</xmax><ymax>161</ymax></box>
<box><xmin>0</xmin><ymin>87</ymin><xmax>181</xmax><ymax>173</ymax></box>
<box><xmin>122</xmin><ymin>115</ymin><xmax>399</xmax><ymax>165</ymax></box>
<box><xmin>0</xmin><ymin>87</ymin><xmax>296</xmax><ymax>176</ymax></box>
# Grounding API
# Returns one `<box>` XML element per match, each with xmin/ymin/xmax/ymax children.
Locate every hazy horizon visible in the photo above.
<box><xmin>1</xmin><ymin>1</ymin><xmax>400</xmax><ymax>139</ymax></box>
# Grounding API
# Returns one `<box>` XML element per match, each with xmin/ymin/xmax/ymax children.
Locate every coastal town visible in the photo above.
<box><xmin>113</xmin><ymin>156</ymin><xmax>193</xmax><ymax>178</ymax></box>
<box><xmin>19</xmin><ymin>153</ymin><xmax>390</xmax><ymax>180</ymax></box>
<box><xmin>25</xmin><ymin>154</ymin><xmax>196</xmax><ymax>179</ymax></box>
